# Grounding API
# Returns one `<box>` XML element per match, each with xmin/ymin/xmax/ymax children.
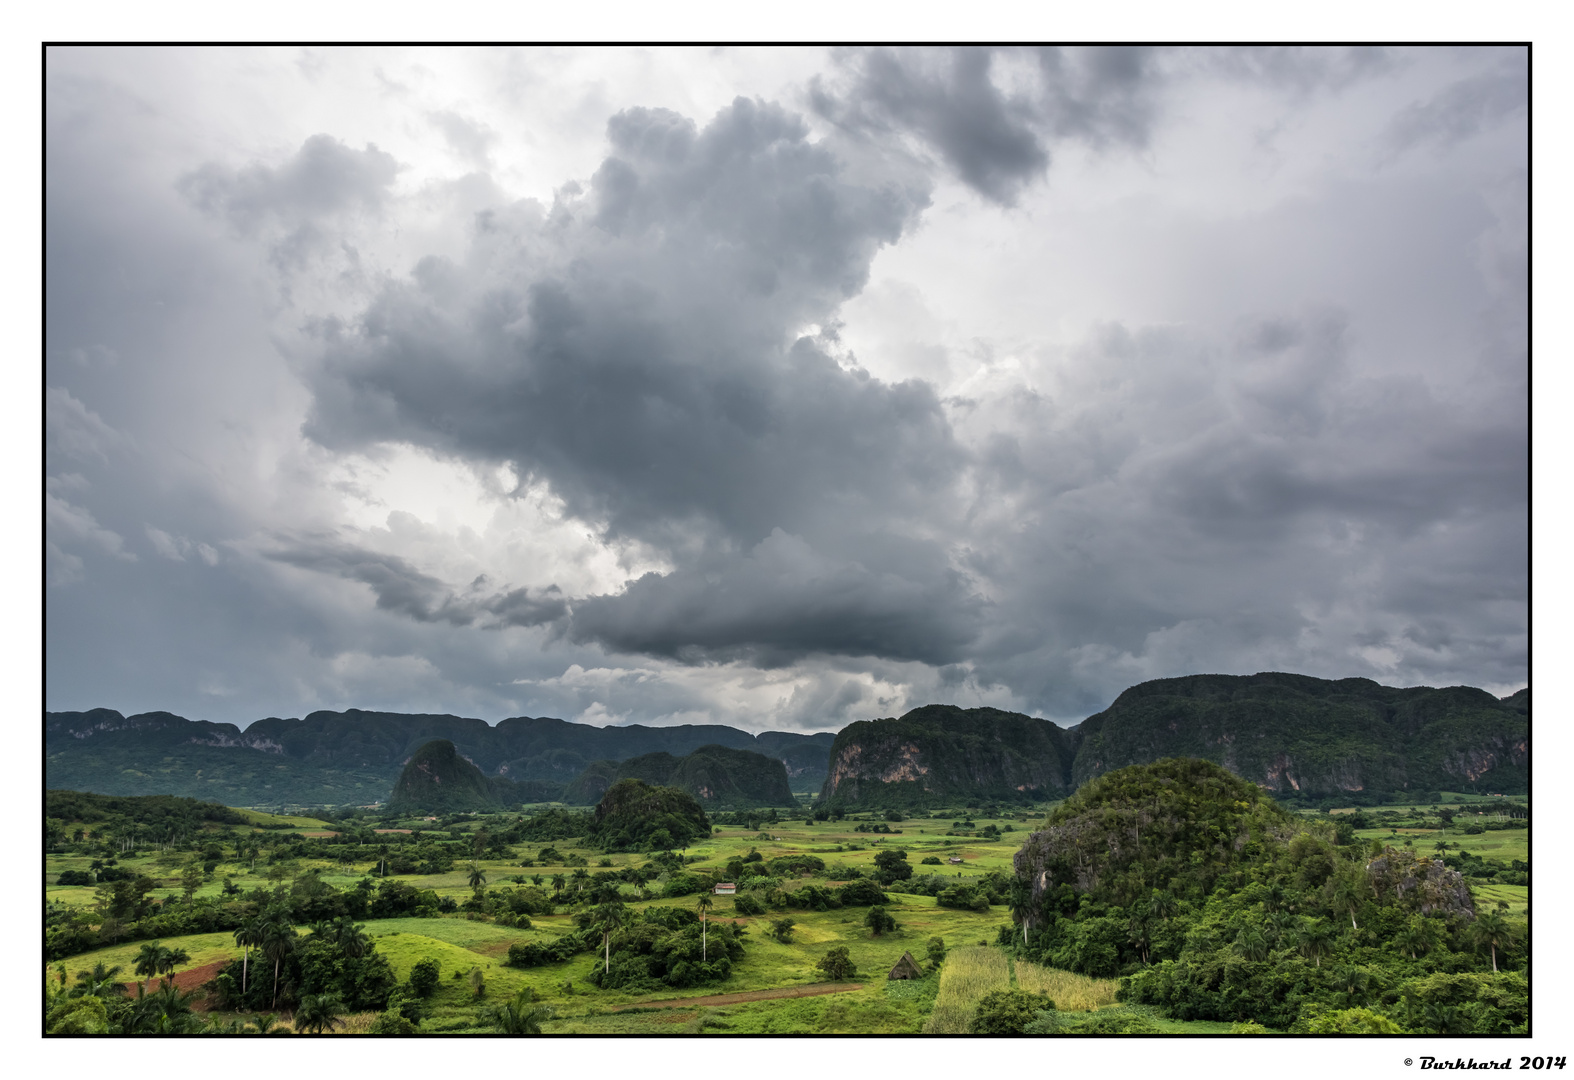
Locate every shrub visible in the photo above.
<box><xmin>733</xmin><ymin>893</ymin><xmax>767</xmax><ymax>916</ymax></box>
<box><xmin>835</xmin><ymin>878</ymin><xmax>886</xmax><ymax>906</ymax></box>
<box><xmin>770</xmin><ymin>918</ymin><xmax>796</xmax><ymax>943</ymax></box>
<box><xmin>972</xmin><ymin>989</ymin><xmax>1054</xmax><ymax>1034</ymax></box>
<box><xmin>1303</xmin><ymin>1007</ymin><xmax>1405</xmax><ymax>1034</ymax></box>
<box><xmin>815</xmin><ymin>946</ymin><xmax>857</xmax><ymax>981</ymax></box>
<box><xmin>408</xmin><ymin>958</ymin><xmax>440</xmax><ymax>998</ymax></box>
<box><xmin>921</xmin><ymin>856</ymin><xmax>942</xmax><ymax>866</ymax></box>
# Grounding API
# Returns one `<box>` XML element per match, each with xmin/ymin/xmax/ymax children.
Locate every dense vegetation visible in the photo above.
<box><xmin>587</xmin><ymin>780</ymin><xmax>713</xmax><ymax>852</ymax></box>
<box><xmin>565</xmin><ymin>744</ymin><xmax>795</xmax><ymax>808</ymax></box>
<box><xmin>1007</xmin><ymin>759</ymin><xmax>1528</xmax><ymax>1032</ymax></box>
<box><xmin>387</xmin><ymin>740</ymin><xmax>500</xmax><ymax>813</ymax></box>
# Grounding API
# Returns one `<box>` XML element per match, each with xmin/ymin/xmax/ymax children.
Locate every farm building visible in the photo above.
<box><xmin>713</xmin><ymin>882</ymin><xmax>737</xmax><ymax>895</ymax></box>
<box><xmin>888</xmin><ymin>952</ymin><xmax>924</xmax><ymax>980</ymax></box>
<box><xmin>948</xmin><ymin>855</ymin><xmax>963</xmax><ymax>864</ymax></box>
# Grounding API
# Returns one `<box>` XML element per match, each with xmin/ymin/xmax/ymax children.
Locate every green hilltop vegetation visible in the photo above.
<box><xmin>585</xmin><ymin>779</ymin><xmax>713</xmax><ymax>852</ymax></box>
<box><xmin>43</xmin><ymin>750</ymin><xmax>1526</xmax><ymax>1035</ymax></box>
<box><xmin>564</xmin><ymin>745</ymin><xmax>795</xmax><ymax>808</ymax></box>
<box><xmin>387</xmin><ymin>741</ymin><xmax>500</xmax><ymax>814</ymax></box>
<box><xmin>1006</xmin><ymin>759</ymin><xmax>1525</xmax><ymax>1033</ymax></box>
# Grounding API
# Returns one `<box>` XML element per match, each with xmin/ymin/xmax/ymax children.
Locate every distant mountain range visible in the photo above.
<box><xmin>46</xmin><ymin>672</ymin><xmax>1527</xmax><ymax>808</ymax></box>
<box><xmin>44</xmin><ymin>706</ymin><xmax>834</xmax><ymax>807</ymax></box>
<box><xmin>819</xmin><ymin>673</ymin><xmax>1527</xmax><ymax>807</ymax></box>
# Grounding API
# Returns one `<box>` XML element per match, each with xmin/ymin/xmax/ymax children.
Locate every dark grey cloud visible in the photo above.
<box><xmin>1201</xmin><ymin>45</ymin><xmax>1395</xmax><ymax>94</ymax></box>
<box><xmin>267</xmin><ymin>538</ymin><xmax>567</xmax><ymax>629</ymax></box>
<box><xmin>178</xmin><ymin>134</ymin><xmax>399</xmax><ymax>234</ymax></box>
<box><xmin>810</xmin><ymin>46</ymin><xmax>1160</xmax><ymax>205</ymax></box>
<box><xmin>296</xmin><ymin>97</ymin><xmax>969</xmax><ymax>664</ymax></box>
<box><xmin>1384</xmin><ymin>54</ymin><xmax>1528</xmax><ymax>154</ymax></box>
<box><xmin>569</xmin><ymin>528</ymin><xmax>983</xmax><ymax>667</ymax></box>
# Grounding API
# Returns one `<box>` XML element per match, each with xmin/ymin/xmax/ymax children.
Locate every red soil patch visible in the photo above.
<box><xmin>373</xmin><ymin>829</ymin><xmax>412</xmax><ymax>834</ymax></box>
<box><xmin>299</xmin><ymin>830</ymin><xmax>340</xmax><ymax>837</ymax></box>
<box><xmin>611</xmin><ymin>982</ymin><xmax>864</xmax><ymax>1010</ymax></box>
<box><xmin>124</xmin><ymin>959</ymin><xmax>230</xmax><ymax>1010</ymax></box>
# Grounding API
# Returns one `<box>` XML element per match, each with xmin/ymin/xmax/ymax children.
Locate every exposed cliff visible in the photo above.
<box><xmin>1070</xmin><ymin>672</ymin><xmax>1528</xmax><ymax>797</ymax></box>
<box><xmin>818</xmin><ymin>704</ymin><xmax>1080</xmax><ymax>808</ymax></box>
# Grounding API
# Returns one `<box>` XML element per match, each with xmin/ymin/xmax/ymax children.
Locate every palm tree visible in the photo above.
<box><xmin>468</xmin><ymin>861</ymin><xmax>487</xmax><ymax>892</ymax></box>
<box><xmin>259</xmin><ymin>914</ymin><xmax>298</xmax><ymax>1010</ymax></box>
<box><xmin>1231</xmin><ymin>928</ymin><xmax>1270</xmax><ymax>963</ymax></box>
<box><xmin>1147</xmin><ymin>889</ymin><xmax>1179</xmax><ymax>922</ymax></box>
<box><xmin>247</xmin><ymin>1012</ymin><xmax>283</xmax><ymax>1035</ymax></box>
<box><xmin>696</xmin><ymin>893</ymin><xmax>715</xmax><ymax>962</ymax></box>
<box><xmin>133</xmin><ymin>941</ymin><xmax>169</xmax><ymax>990</ymax></box>
<box><xmin>551</xmin><ymin>873</ymin><xmax>566</xmax><ymax>897</ymax></box>
<box><xmin>592</xmin><ymin>898</ymin><xmax>630</xmax><ymax>975</ymax></box>
<box><xmin>156</xmin><ymin>946</ymin><xmax>190</xmax><ymax>988</ymax></box>
<box><xmin>483</xmin><ymin>986</ymin><xmax>552</xmax><ymax>1034</ymax></box>
<box><xmin>1297</xmin><ymin>921</ymin><xmax>1334</xmax><ymax>968</ymax></box>
<box><xmin>1007</xmin><ymin>878</ymin><xmax>1033</xmax><ymax>945</ymax></box>
<box><xmin>1470</xmin><ymin>912</ymin><xmax>1511</xmax><ymax>973</ymax></box>
<box><xmin>235</xmin><ymin>915</ymin><xmax>266</xmax><ymax>996</ymax></box>
<box><xmin>1327</xmin><ymin>875</ymin><xmax>1365</xmax><ymax>930</ymax></box>
<box><xmin>293</xmin><ymin>992</ymin><xmax>345</xmax><ymax>1034</ymax></box>
<box><xmin>75</xmin><ymin>962</ymin><xmax>127</xmax><ymax>999</ymax></box>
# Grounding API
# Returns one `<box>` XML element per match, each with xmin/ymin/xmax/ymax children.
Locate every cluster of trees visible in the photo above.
<box><xmin>44</xmin><ymin>913</ymin><xmax>397</xmax><ymax>1034</ymax></box>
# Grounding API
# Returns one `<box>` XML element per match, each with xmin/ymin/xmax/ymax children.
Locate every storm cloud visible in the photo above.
<box><xmin>44</xmin><ymin>47</ymin><xmax>1527</xmax><ymax>731</ymax></box>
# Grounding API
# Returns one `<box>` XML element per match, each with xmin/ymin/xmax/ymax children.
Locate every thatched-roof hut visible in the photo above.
<box><xmin>888</xmin><ymin>951</ymin><xmax>924</xmax><ymax>980</ymax></box>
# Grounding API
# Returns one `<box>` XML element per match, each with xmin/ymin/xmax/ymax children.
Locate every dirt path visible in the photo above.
<box><xmin>611</xmin><ymin>982</ymin><xmax>864</xmax><ymax>1010</ymax></box>
<box><xmin>123</xmin><ymin>959</ymin><xmax>230</xmax><ymax>1009</ymax></box>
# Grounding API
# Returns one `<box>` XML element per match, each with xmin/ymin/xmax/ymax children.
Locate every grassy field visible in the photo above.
<box><xmin>1013</xmin><ymin>960</ymin><xmax>1119</xmax><ymax>1012</ymax></box>
<box><xmin>923</xmin><ymin>946</ymin><xmax>1012</xmax><ymax>1033</ymax></box>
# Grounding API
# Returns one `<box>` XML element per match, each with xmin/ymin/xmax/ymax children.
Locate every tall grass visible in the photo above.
<box><xmin>922</xmin><ymin>947</ymin><xmax>1011</xmax><ymax>1034</ymax></box>
<box><xmin>1012</xmin><ymin>961</ymin><xmax>1119</xmax><ymax>1012</ymax></box>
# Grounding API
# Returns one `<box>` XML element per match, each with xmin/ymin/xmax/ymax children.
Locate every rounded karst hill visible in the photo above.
<box><xmin>387</xmin><ymin>739</ymin><xmax>500</xmax><ymax>812</ymax></box>
<box><xmin>1012</xmin><ymin>757</ymin><xmax>1298</xmax><ymax>927</ymax></box>
<box><xmin>588</xmin><ymin>778</ymin><xmax>711</xmax><ymax>851</ymax></box>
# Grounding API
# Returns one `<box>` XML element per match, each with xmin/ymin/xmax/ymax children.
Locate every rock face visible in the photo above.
<box><xmin>1366</xmin><ymin>849</ymin><xmax>1477</xmax><ymax>919</ymax></box>
<box><xmin>566</xmin><ymin>745</ymin><xmax>795</xmax><ymax>807</ymax></box>
<box><xmin>387</xmin><ymin>739</ymin><xmax>499</xmax><ymax>812</ymax></box>
<box><xmin>1070</xmin><ymin>673</ymin><xmax>1528</xmax><ymax>797</ymax></box>
<box><xmin>819</xmin><ymin>705</ymin><xmax>1080</xmax><ymax>808</ymax></box>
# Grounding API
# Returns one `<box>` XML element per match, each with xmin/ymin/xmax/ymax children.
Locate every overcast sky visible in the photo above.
<box><xmin>44</xmin><ymin>46</ymin><xmax>1528</xmax><ymax>732</ymax></box>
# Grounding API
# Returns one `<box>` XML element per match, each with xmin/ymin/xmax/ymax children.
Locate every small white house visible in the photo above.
<box><xmin>948</xmin><ymin>856</ymin><xmax>964</xmax><ymax>865</ymax></box>
<box><xmin>713</xmin><ymin>882</ymin><xmax>737</xmax><ymax>895</ymax></box>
